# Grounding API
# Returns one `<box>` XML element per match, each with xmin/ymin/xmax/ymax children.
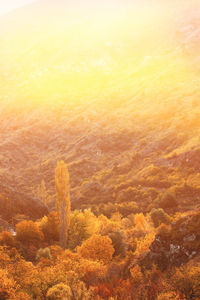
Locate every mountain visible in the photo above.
<box><xmin>0</xmin><ymin>0</ymin><xmax>200</xmax><ymax>221</ymax></box>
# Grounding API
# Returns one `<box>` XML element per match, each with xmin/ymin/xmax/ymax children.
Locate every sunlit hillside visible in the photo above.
<box><xmin>0</xmin><ymin>0</ymin><xmax>200</xmax><ymax>299</ymax></box>
<box><xmin>0</xmin><ymin>0</ymin><xmax>200</xmax><ymax>210</ymax></box>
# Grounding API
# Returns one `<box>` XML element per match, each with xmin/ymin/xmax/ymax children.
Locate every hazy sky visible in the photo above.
<box><xmin>0</xmin><ymin>0</ymin><xmax>37</xmax><ymax>16</ymax></box>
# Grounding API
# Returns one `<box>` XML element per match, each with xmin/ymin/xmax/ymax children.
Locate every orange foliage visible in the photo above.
<box><xmin>46</xmin><ymin>283</ymin><xmax>72</xmax><ymax>299</ymax></box>
<box><xmin>130</xmin><ymin>264</ymin><xmax>143</xmax><ymax>287</ymax></box>
<box><xmin>7</xmin><ymin>259</ymin><xmax>35</xmax><ymax>289</ymax></box>
<box><xmin>49</xmin><ymin>245</ymin><xmax>63</xmax><ymax>261</ymax></box>
<box><xmin>77</xmin><ymin>234</ymin><xmax>114</xmax><ymax>264</ymax></box>
<box><xmin>16</xmin><ymin>220</ymin><xmax>44</xmax><ymax>244</ymax></box>
<box><xmin>135</xmin><ymin>232</ymin><xmax>156</xmax><ymax>256</ymax></box>
<box><xmin>0</xmin><ymin>268</ymin><xmax>17</xmax><ymax>299</ymax></box>
<box><xmin>79</xmin><ymin>259</ymin><xmax>107</xmax><ymax>286</ymax></box>
<box><xmin>171</xmin><ymin>263</ymin><xmax>200</xmax><ymax>299</ymax></box>
<box><xmin>94</xmin><ymin>278</ymin><xmax>132</xmax><ymax>299</ymax></box>
<box><xmin>134</xmin><ymin>213</ymin><xmax>148</xmax><ymax>231</ymax></box>
<box><xmin>0</xmin><ymin>247</ymin><xmax>13</xmax><ymax>269</ymax></box>
<box><xmin>0</xmin><ymin>231</ymin><xmax>16</xmax><ymax>248</ymax></box>
<box><xmin>13</xmin><ymin>292</ymin><xmax>32</xmax><ymax>300</ymax></box>
<box><xmin>41</xmin><ymin>211</ymin><xmax>60</xmax><ymax>242</ymax></box>
<box><xmin>57</xmin><ymin>249</ymin><xmax>107</xmax><ymax>286</ymax></box>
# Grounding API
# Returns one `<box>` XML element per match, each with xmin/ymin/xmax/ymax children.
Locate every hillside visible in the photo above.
<box><xmin>0</xmin><ymin>0</ymin><xmax>200</xmax><ymax>220</ymax></box>
<box><xmin>0</xmin><ymin>1</ymin><xmax>200</xmax><ymax>298</ymax></box>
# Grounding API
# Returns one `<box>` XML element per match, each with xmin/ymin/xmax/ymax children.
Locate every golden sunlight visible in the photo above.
<box><xmin>0</xmin><ymin>0</ymin><xmax>36</xmax><ymax>16</ymax></box>
<box><xmin>0</xmin><ymin>1</ymin><xmax>200</xmax><ymax>299</ymax></box>
<box><xmin>1</xmin><ymin>0</ymin><xmax>196</xmax><ymax>108</ymax></box>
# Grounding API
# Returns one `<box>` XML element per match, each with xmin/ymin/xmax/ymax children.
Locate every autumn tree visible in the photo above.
<box><xmin>55</xmin><ymin>160</ymin><xmax>71</xmax><ymax>249</ymax></box>
<box><xmin>46</xmin><ymin>283</ymin><xmax>72</xmax><ymax>299</ymax></box>
<box><xmin>77</xmin><ymin>234</ymin><xmax>114</xmax><ymax>264</ymax></box>
<box><xmin>16</xmin><ymin>220</ymin><xmax>44</xmax><ymax>260</ymax></box>
<box><xmin>16</xmin><ymin>220</ymin><xmax>44</xmax><ymax>245</ymax></box>
<box><xmin>40</xmin><ymin>211</ymin><xmax>60</xmax><ymax>242</ymax></box>
<box><xmin>130</xmin><ymin>264</ymin><xmax>144</xmax><ymax>288</ymax></box>
<box><xmin>134</xmin><ymin>213</ymin><xmax>148</xmax><ymax>231</ymax></box>
<box><xmin>68</xmin><ymin>209</ymin><xmax>96</xmax><ymax>250</ymax></box>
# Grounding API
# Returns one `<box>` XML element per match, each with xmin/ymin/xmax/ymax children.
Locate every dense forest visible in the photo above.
<box><xmin>0</xmin><ymin>0</ymin><xmax>200</xmax><ymax>299</ymax></box>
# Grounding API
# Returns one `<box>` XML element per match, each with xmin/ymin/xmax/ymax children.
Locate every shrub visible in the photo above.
<box><xmin>36</xmin><ymin>247</ymin><xmax>51</xmax><ymax>261</ymax></box>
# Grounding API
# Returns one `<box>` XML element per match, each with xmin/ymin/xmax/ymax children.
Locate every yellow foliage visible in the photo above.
<box><xmin>13</xmin><ymin>292</ymin><xmax>32</xmax><ymax>300</ymax></box>
<box><xmin>97</xmin><ymin>215</ymin><xmax>118</xmax><ymax>235</ymax></box>
<box><xmin>130</xmin><ymin>264</ymin><xmax>143</xmax><ymax>287</ymax></box>
<box><xmin>110</xmin><ymin>212</ymin><xmax>122</xmax><ymax>223</ymax></box>
<box><xmin>134</xmin><ymin>213</ymin><xmax>148</xmax><ymax>231</ymax></box>
<box><xmin>68</xmin><ymin>209</ymin><xmax>97</xmax><ymax>250</ymax></box>
<box><xmin>59</xmin><ymin>249</ymin><xmax>107</xmax><ymax>286</ymax></box>
<box><xmin>135</xmin><ymin>232</ymin><xmax>156</xmax><ymax>256</ymax></box>
<box><xmin>46</xmin><ymin>283</ymin><xmax>72</xmax><ymax>299</ymax></box>
<box><xmin>157</xmin><ymin>292</ymin><xmax>177</xmax><ymax>300</ymax></box>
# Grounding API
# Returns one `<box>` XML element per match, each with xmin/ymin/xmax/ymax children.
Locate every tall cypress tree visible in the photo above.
<box><xmin>55</xmin><ymin>160</ymin><xmax>71</xmax><ymax>248</ymax></box>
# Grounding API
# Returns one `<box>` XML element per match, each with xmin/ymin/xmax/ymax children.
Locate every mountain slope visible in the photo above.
<box><xmin>0</xmin><ymin>0</ymin><xmax>200</xmax><ymax>221</ymax></box>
